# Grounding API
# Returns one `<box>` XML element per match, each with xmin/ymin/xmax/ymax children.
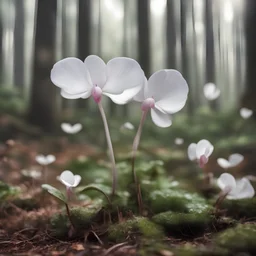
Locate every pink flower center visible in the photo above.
<box><xmin>141</xmin><ymin>97</ymin><xmax>155</xmax><ymax>111</ymax></box>
<box><xmin>92</xmin><ymin>85</ymin><xmax>102</xmax><ymax>103</ymax></box>
<box><xmin>199</xmin><ymin>155</ymin><xmax>208</xmax><ymax>168</ymax></box>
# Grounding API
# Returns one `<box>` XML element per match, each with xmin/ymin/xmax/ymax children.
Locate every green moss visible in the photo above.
<box><xmin>138</xmin><ymin>239</ymin><xmax>170</xmax><ymax>256</ymax></box>
<box><xmin>108</xmin><ymin>217</ymin><xmax>164</xmax><ymax>242</ymax></box>
<box><xmin>147</xmin><ymin>189</ymin><xmax>211</xmax><ymax>214</ymax></box>
<box><xmin>220</xmin><ymin>198</ymin><xmax>256</xmax><ymax>219</ymax></box>
<box><xmin>0</xmin><ymin>181</ymin><xmax>19</xmax><ymax>202</ymax></box>
<box><xmin>152</xmin><ymin>211</ymin><xmax>212</xmax><ymax>237</ymax></box>
<box><xmin>215</xmin><ymin>224</ymin><xmax>256</xmax><ymax>254</ymax></box>
<box><xmin>50</xmin><ymin>206</ymin><xmax>100</xmax><ymax>238</ymax></box>
<box><xmin>11</xmin><ymin>197</ymin><xmax>39</xmax><ymax>211</ymax></box>
<box><xmin>174</xmin><ymin>245</ymin><xmax>228</xmax><ymax>256</ymax></box>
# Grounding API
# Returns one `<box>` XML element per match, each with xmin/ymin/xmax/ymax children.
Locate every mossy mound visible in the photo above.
<box><xmin>11</xmin><ymin>197</ymin><xmax>39</xmax><ymax>211</ymax></box>
<box><xmin>50</xmin><ymin>206</ymin><xmax>100</xmax><ymax>238</ymax></box>
<box><xmin>215</xmin><ymin>223</ymin><xmax>256</xmax><ymax>254</ymax></box>
<box><xmin>152</xmin><ymin>211</ymin><xmax>212</xmax><ymax>237</ymax></box>
<box><xmin>147</xmin><ymin>189</ymin><xmax>211</xmax><ymax>214</ymax></box>
<box><xmin>107</xmin><ymin>217</ymin><xmax>164</xmax><ymax>243</ymax></box>
<box><xmin>220</xmin><ymin>197</ymin><xmax>256</xmax><ymax>219</ymax></box>
<box><xmin>173</xmin><ymin>244</ymin><xmax>228</xmax><ymax>256</ymax></box>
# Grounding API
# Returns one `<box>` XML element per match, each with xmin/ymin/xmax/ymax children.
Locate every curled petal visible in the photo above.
<box><xmin>84</xmin><ymin>55</ymin><xmax>107</xmax><ymax>88</ymax></box>
<box><xmin>51</xmin><ymin>57</ymin><xmax>93</xmax><ymax>95</ymax></box>
<box><xmin>103</xmin><ymin>57</ymin><xmax>144</xmax><ymax>95</ymax></box>
<box><xmin>228</xmin><ymin>153</ymin><xmax>244</xmax><ymax>167</ymax></box>
<box><xmin>228</xmin><ymin>178</ymin><xmax>255</xmax><ymax>199</ymax></box>
<box><xmin>104</xmin><ymin>86</ymin><xmax>142</xmax><ymax>105</ymax></box>
<box><xmin>217</xmin><ymin>158</ymin><xmax>231</xmax><ymax>169</ymax></box>
<box><xmin>217</xmin><ymin>173</ymin><xmax>236</xmax><ymax>191</ymax></box>
<box><xmin>147</xmin><ymin>70</ymin><xmax>189</xmax><ymax>114</ymax></box>
<box><xmin>133</xmin><ymin>76</ymin><xmax>148</xmax><ymax>102</ymax></box>
<box><xmin>188</xmin><ymin>143</ymin><xmax>197</xmax><ymax>161</ymax></box>
<box><xmin>74</xmin><ymin>175</ymin><xmax>82</xmax><ymax>187</ymax></box>
<box><xmin>61</xmin><ymin>90</ymin><xmax>92</xmax><ymax>99</ymax></box>
<box><xmin>196</xmin><ymin>139</ymin><xmax>214</xmax><ymax>159</ymax></box>
<box><xmin>150</xmin><ymin>108</ymin><xmax>172</xmax><ymax>128</ymax></box>
<box><xmin>60</xmin><ymin>170</ymin><xmax>75</xmax><ymax>187</ymax></box>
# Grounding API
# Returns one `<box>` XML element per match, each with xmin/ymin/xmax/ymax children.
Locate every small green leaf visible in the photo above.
<box><xmin>42</xmin><ymin>184</ymin><xmax>67</xmax><ymax>204</ymax></box>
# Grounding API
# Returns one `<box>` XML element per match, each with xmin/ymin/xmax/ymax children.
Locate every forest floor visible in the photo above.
<box><xmin>1</xmin><ymin>138</ymin><xmax>256</xmax><ymax>256</ymax></box>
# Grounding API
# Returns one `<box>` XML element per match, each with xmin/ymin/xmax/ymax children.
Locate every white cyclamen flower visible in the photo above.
<box><xmin>51</xmin><ymin>55</ymin><xmax>145</xmax><ymax>104</ymax></box>
<box><xmin>61</xmin><ymin>123</ymin><xmax>82</xmax><ymax>134</ymax></box>
<box><xmin>134</xmin><ymin>70</ymin><xmax>189</xmax><ymax>127</ymax></box>
<box><xmin>240</xmin><ymin>107</ymin><xmax>253</xmax><ymax>119</ymax></box>
<box><xmin>187</xmin><ymin>139</ymin><xmax>214</xmax><ymax>168</ymax></box>
<box><xmin>174</xmin><ymin>137</ymin><xmax>184</xmax><ymax>145</ymax></box>
<box><xmin>217</xmin><ymin>173</ymin><xmax>255</xmax><ymax>199</ymax></box>
<box><xmin>59</xmin><ymin>170</ymin><xmax>81</xmax><ymax>188</ymax></box>
<box><xmin>203</xmin><ymin>83</ymin><xmax>220</xmax><ymax>101</ymax></box>
<box><xmin>217</xmin><ymin>153</ymin><xmax>244</xmax><ymax>169</ymax></box>
<box><xmin>35</xmin><ymin>154</ymin><xmax>56</xmax><ymax>166</ymax></box>
<box><xmin>121</xmin><ymin>122</ymin><xmax>134</xmax><ymax>130</ymax></box>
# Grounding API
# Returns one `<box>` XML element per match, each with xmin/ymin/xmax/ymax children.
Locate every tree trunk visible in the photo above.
<box><xmin>243</xmin><ymin>0</ymin><xmax>256</xmax><ymax>111</ymax></box>
<box><xmin>166</xmin><ymin>0</ymin><xmax>176</xmax><ymax>68</ymax></box>
<box><xmin>27</xmin><ymin>0</ymin><xmax>57</xmax><ymax>132</ymax></box>
<box><xmin>77</xmin><ymin>0</ymin><xmax>91</xmax><ymax>109</ymax></box>
<box><xmin>137</xmin><ymin>0</ymin><xmax>150</xmax><ymax>77</ymax></box>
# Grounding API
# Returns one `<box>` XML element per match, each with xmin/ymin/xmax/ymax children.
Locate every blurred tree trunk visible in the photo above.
<box><xmin>243</xmin><ymin>0</ymin><xmax>256</xmax><ymax>111</ymax></box>
<box><xmin>137</xmin><ymin>0</ymin><xmax>150</xmax><ymax>77</ymax></box>
<box><xmin>77</xmin><ymin>0</ymin><xmax>91</xmax><ymax>109</ymax></box>
<box><xmin>166</xmin><ymin>0</ymin><xmax>176</xmax><ymax>68</ymax></box>
<box><xmin>205</xmin><ymin>0</ymin><xmax>214</xmax><ymax>83</ymax></box>
<box><xmin>14</xmin><ymin>0</ymin><xmax>24</xmax><ymax>87</ymax></box>
<box><xmin>27</xmin><ymin>0</ymin><xmax>57</xmax><ymax>132</ymax></box>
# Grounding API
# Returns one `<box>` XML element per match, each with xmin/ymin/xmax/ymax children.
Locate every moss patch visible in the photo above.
<box><xmin>215</xmin><ymin>223</ymin><xmax>256</xmax><ymax>254</ymax></box>
<box><xmin>220</xmin><ymin>197</ymin><xmax>256</xmax><ymax>219</ymax></box>
<box><xmin>50</xmin><ymin>206</ymin><xmax>100</xmax><ymax>238</ymax></box>
<box><xmin>108</xmin><ymin>217</ymin><xmax>164</xmax><ymax>243</ymax></box>
<box><xmin>152</xmin><ymin>211</ymin><xmax>212</xmax><ymax>237</ymax></box>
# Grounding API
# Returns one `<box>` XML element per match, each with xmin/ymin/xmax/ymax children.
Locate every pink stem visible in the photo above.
<box><xmin>98</xmin><ymin>102</ymin><xmax>117</xmax><ymax>196</ymax></box>
<box><xmin>131</xmin><ymin>110</ymin><xmax>148</xmax><ymax>214</ymax></box>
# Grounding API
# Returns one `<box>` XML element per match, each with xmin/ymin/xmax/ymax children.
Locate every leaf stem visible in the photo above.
<box><xmin>131</xmin><ymin>110</ymin><xmax>148</xmax><ymax>215</ymax></box>
<box><xmin>98</xmin><ymin>102</ymin><xmax>117</xmax><ymax>197</ymax></box>
<box><xmin>79</xmin><ymin>185</ymin><xmax>112</xmax><ymax>206</ymax></box>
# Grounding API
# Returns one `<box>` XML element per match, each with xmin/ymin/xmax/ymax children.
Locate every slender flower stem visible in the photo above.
<box><xmin>131</xmin><ymin>110</ymin><xmax>148</xmax><ymax>215</ymax></box>
<box><xmin>65</xmin><ymin>203</ymin><xmax>75</xmax><ymax>230</ymax></box>
<box><xmin>214</xmin><ymin>187</ymin><xmax>231</xmax><ymax>212</ymax></box>
<box><xmin>97</xmin><ymin>102</ymin><xmax>117</xmax><ymax>196</ymax></box>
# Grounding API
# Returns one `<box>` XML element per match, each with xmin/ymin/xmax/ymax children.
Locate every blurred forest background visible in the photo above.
<box><xmin>0</xmin><ymin>0</ymin><xmax>256</xmax><ymax>147</ymax></box>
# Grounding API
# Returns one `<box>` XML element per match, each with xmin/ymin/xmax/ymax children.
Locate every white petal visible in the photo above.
<box><xmin>72</xmin><ymin>123</ymin><xmax>82</xmax><ymax>134</ymax></box>
<box><xmin>133</xmin><ymin>76</ymin><xmax>148</xmax><ymax>102</ymax></box>
<box><xmin>51</xmin><ymin>57</ymin><xmax>93</xmax><ymax>95</ymax></box>
<box><xmin>35</xmin><ymin>155</ymin><xmax>47</xmax><ymax>165</ymax></box>
<box><xmin>73</xmin><ymin>175</ymin><xmax>82</xmax><ymax>187</ymax></box>
<box><xmin>61</xmin><ymin>123</ymin><xmax>72</xmax><ymax>133</ymax></box>
<box><xmin>175</xmin><ymin>137</ymin><xmax>184</xmax><ymax>145</ymax></box>
<box><xmin>150</xmin><ymin>108</ymin><xmax>172</xmax><ymax>127</ymax></box>
<box><xmin>122</xmin><ymin>122</ymin><xmax>134</xmax><ymax>130</ymax></box>
<box><xmin>203</xmin><ymin>83</ymin><xmax>220</xmax><ymax>100</ymax></box>
<box><xmin>217</xmin><ymin>158</ymin><xmax>231</xmax><ymax>169</ymax></box>
<box><xmin>187</xmin><ymin>143</ymin><xmax>197</xmax><ymax>161</ymax></box>
<box><xmin>46</xmin><ymin>155</ymin><xmax>56</xmax><ymax>164</ymax></box>
<box><xmin>61</xmin><ymin>90</ymin><xmax>91</xmax><ymax>99</ymax></box>
<box><xmin>217</xmin><ymin>173</ymin><xmax>236</xmax><ymax>191</ymax></box>
<box><xmin>147</xmin><ymin>70</ymin><xmax>189</xmax><ymax>114</ymax></box>
<box><xmin>84</xmin><ymin>55</ymin><xmax>107</xmax><ymax>88</ymax></box>
<box><xmin>103</xmin><ymin>85</ymin><xmax>142</xmax><ymax>104</ymax></box>
<box><xmin>240</xmin><ymin>108</ymin><xmax>253</xmax><ymax>119</ymax></box>
<box><xmin>103</xmin><ymin>57</ymin><xmax>144</xmax><ymax>95</ymax></box>
<box><xmin>228</xmin><ymin>178</ymin><xmax>255</xmax><ymax>199</ymax></box>
<box><xmin>196</xmin><ymin>139</ymin><xmax>214</xmax><ymax>159</ymax></box>
<box><xmin>60</xmin><ymin>170</ymin><xmax>75</xmax><ymax>187</ymax></box>
<box><xmin>228</xmin><ymin>153</ymin><xmax>244</xmax><ymax>168</ymax></box>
